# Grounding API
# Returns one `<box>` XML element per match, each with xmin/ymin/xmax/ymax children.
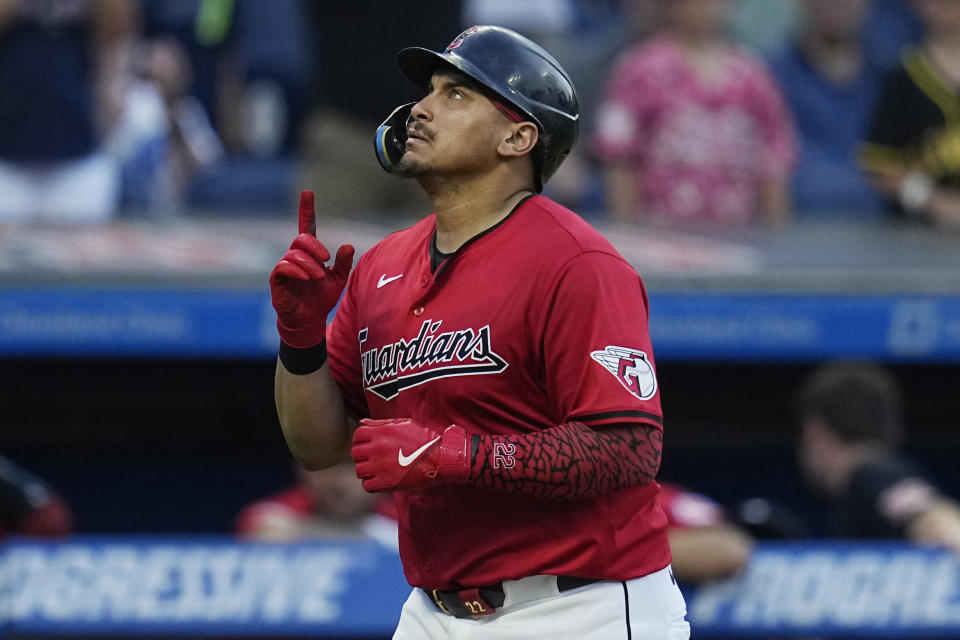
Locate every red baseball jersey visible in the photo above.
<box><xmin>328</xmin><ymin>195</ymin><xmax>671</xmax><ymax>588</ymax></box>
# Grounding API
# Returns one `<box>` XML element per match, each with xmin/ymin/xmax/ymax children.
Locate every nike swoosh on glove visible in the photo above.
<box><xmin>351</xmin><ymin>418</ymin><xmax>470</xmax><ymax>492</ymax></box>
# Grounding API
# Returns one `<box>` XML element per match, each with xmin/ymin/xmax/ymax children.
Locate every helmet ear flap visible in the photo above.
<box><xmin>375</xmin><ymin>102</ymin><xmax>415</xmax><ymax>173</ymax></box>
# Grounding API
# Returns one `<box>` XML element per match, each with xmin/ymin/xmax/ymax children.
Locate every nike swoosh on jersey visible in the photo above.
<box><xmin>398</xmin><ymin>436</ymin><xmax>440</xmax><ymax>467</ymax></box>
<box><xmin>377</xmin><ymin>273</ymin><xmax>404</xmax><ymax>288</ymax></box>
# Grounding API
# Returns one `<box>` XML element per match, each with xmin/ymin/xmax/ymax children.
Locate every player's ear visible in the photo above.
<box><xmin>497</xmin><ymin>122</ymin><xmax>539</xmax><ymax>158</ymax></box>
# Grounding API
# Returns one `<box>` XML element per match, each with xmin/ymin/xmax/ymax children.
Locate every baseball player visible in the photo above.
<box><xmin>270</xmin><ymin>26</ymin><xmax>689</xmax><ymax>639</ymax></box>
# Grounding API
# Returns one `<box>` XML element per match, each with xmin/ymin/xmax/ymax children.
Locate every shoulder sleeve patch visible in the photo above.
<box><xmin>590</xmin><ymin>345</ymin><xmax>657</xmax><ymax>400</ymax></box>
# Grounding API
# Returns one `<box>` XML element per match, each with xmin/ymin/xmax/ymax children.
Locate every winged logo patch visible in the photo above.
<box><xmin>590</xmin><ymin>345</ymin><xmax>657</xmax><ymax>401</ymax></box>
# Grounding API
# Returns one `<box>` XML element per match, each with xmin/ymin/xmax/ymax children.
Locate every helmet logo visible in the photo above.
<box><xmin>446</xmin><ymin>26</ymin><xmax>479</xmax><ymax>51</ymax></box>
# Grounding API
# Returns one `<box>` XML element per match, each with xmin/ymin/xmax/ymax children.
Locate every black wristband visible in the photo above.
<box><xmin>278</xmin><ymin>340</ymin><xmax>328</xmax><ymax>375</ymax></box>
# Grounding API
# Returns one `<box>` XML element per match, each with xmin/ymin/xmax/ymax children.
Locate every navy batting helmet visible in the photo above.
<box><xmin>374</xmin><ymin>25</ymin><xmax>580</xmax><ymax>192</ymax></box>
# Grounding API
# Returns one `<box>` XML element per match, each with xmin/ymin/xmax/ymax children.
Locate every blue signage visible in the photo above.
<box><xmin>4</xmin><ymin>538</ymin><xmax>960</xmax><ymax>637</ymax></box>
<box><xmin>0</xmin><ymin>288</ymin><xmax>278</xmax><ymax>358</ymax></box>
<box><xmin>649</xmin><ymin>292</ymin><xmax>960</xmax><ymax>361</ymax></box>
<box><xmin>1</xmin><ymin>536</ymin><xmax>408</xmax><ymax>637</ymax></box>
<box><xmin>2</xmin><ymin>288</ymin><xmax>960</xmax><ymax>361</ymax></box>
<box><xmin>684</xmin><ymin>542</ymin><xmax>960</xmax><ymax>638</ymax></box>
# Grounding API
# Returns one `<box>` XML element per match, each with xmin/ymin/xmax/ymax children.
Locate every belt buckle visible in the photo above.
<box><xmin>429</xmin><ymin>589</ymin><xmax>453</xmax><ymax>616</ymax></box>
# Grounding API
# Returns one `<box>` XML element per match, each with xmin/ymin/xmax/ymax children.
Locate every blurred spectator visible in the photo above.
<box><xmin>0</xmin><ymin>0</ymin><xmax>138</xmax><ymax>223</ymax></box>
<box><xmin>236</xmin><ymin>458</ymin><xmax>398</xmax><ymax>549</ymax></box>
<box><xmin>728</xmin><ymin>0</ymin><xmax>801</xmax><ymax>55</ymax></box>
<box><xmin>795</xmin><ymin>361</ymin><xmax>960</xmax><ymax>553</ymax></box>
<box><xmin>768</xmin><ymin>0</ymin><xmax>887</xmax><ymax>218</ymax></box>
<box><xmin>107</xmin><ymin>36</ymin><xmax>225</xmax><ymax>212</ymax></box>
<box><xmin>593</xmin><ymin>0</ymin><xmax>796</xmax><ymax>226</ymax></box>
<box><xmin>0</xmin><ymin>455</ymin><xmax>72</xmax><ymax>539</ymax></box>
<box><xmin>228</xmin><ymin>0</ymin><xmax>313</xmax><ymax>158</ymax></box>
<box><xmin>138</xmin><ymin>0</ymin><xmax>229</xmax><ymax>142</ymax></box>
<box><xmin>136</xmin><ymin>0</ymin><xmax>311</xmax><ymax>211</ymax></box>
<box><xmin>297</xmin><ymin>1</ymin><xmax>462</xmax><ymax>217</ymax></box>
<box><xmin>658</xmin><ymin>481</ymin><xmax>754</xmax><ymax>583</ymax></box>
<box><xmin>139</xmin><ymin>0</ymin><xmax>311</xmax><ymax>158</ymax></box>
<box><xmin>734</xmin><ymin>495</ymin><xmax>811</xmax><ymax>541</ymax></box>
<box><xmin>617</xmin><ymin>0</ymin><xmax>660</xmax><ymax>41</ymax></box>
<box><xmin>859</xmin><ymin>0</ymin><xmax>960</xmax><ymax>228</ymax></box>
<box><xmin>863</xmin><ymin>0</ymin><xmax>924</xmax><ymax>69</ymax></box>
<box><xmin>463</xmin><ymin>0</ymin><xmax>578</xmax><ymax>36</ymax></box>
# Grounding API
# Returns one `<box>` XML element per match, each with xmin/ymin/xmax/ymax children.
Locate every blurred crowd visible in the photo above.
<box><xmin>0</xmin><ymin>0</ymin><xmax>958</xmax><ymax>228</ymax></box>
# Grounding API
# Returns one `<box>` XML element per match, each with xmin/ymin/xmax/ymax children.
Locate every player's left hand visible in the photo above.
<box><xmin>351</xmin><ymin>418</ymin><xmax>470</xmax><ymax>492</ymax></box>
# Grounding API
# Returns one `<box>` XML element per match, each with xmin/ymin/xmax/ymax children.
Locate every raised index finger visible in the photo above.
<box><xmin>298</xmin><ymin>190</ymin><xmax>316</xmax><ymax>236</ymax></box>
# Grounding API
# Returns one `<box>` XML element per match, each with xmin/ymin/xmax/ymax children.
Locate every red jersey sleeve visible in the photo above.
<box><xmin>540</xmin><ymin>251</ymin><xmax>662</xmax><ymax>430</ymax></box>
<box><xmin>326</xmin><ymin>266</ymin><xmax>370</xmax><ymax>420</ymax></box>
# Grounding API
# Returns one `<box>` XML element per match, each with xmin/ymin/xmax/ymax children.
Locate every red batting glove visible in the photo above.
<box><xmin>270</xmin><ymin>191</ymin><xmax>355</xmax><ymax>348</ymax></box>
<box><xmin>351</xmin><ymin>418</ymin><xmax>471</xmax><ymax>492</ymax></box>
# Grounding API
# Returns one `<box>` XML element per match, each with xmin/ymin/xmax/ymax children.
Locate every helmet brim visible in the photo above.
<box><xmin>397</xmin><ymin>47</ymin><xmax>538</xmax><ymax>127</ymax></box>
<box><xmin>397</xmin><ymin>47</ymin><xmax>447</xmax><ymax>92</ymax></box>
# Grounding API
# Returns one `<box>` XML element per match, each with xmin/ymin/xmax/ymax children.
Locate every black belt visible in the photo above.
<box><xmin>427</xmin><ymin>576</ymin><xmax>602</xmax><ymax>618</ymax></box>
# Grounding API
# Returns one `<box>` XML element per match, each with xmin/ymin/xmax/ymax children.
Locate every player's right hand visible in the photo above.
<box><xmin>351</xmin><ymin>418</ymin><xmax>471</xmax><ymax>492</ymax></box>
<box><xmin>270</xmin><ymin>190</ymin><xmax>355</xmax><ymax>349</ymax></box>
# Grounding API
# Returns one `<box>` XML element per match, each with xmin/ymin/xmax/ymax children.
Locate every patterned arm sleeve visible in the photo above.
<box><xmin>468</xmin><ymin>421</ymin><xmax>661</xmax><ymax>500</ymax></box>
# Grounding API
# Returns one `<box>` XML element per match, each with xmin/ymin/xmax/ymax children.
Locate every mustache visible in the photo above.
<box><xmin>405</xmin><ymin>117</ymin><xmax>434</xmax><ymax>141</ymax></box>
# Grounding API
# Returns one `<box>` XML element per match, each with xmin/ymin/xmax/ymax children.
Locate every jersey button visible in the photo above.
<box><xmin>420</xmin><ymin>275</ymin><xmax>429</xmax><ymax>287</ymax></box>
<box><xmin>413</xmin><ymin>306</ymin><xmax>424</xmax><ymax>316</ymax></box>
